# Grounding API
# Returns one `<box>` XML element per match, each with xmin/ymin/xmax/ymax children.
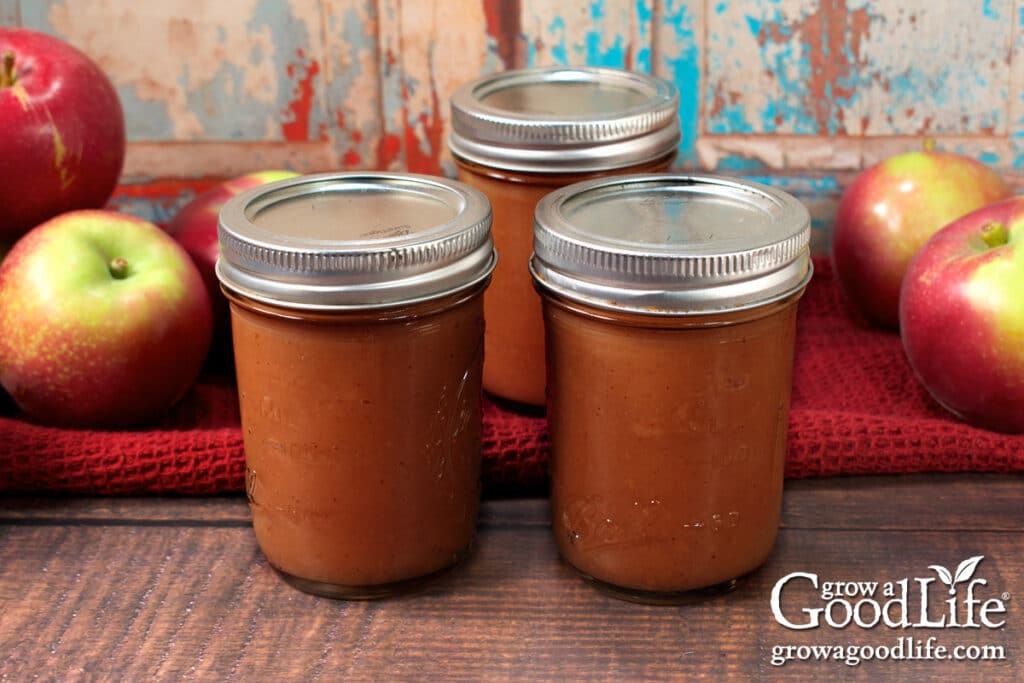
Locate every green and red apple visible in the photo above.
<box><xmin>166</xmin><ymin>170</ymin><xmax>298</xmax><ymax>358</ymax></box>
<box><xmin>831</xmin><ymin>149</ymin><xmax>1010</xmax><ymax>329</ymax></box>
<box><xmin>0</xmin><ymin>210</ymin><xmax>212</xmax><ymax>427</ymax></box>
<box><xmin>900</xmin><ymin>195</ymin><xmax>1024</xmax><ymax>433</ymax></box>
<box><xmin>0</xmin><ymin>28</ymin><xmax>126</xmax><ymax>242</ymax></box>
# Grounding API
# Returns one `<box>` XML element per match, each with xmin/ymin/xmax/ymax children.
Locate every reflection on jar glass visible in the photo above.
<box><xmin>532</xmin><ymin>173</ymin><xmax>812</xmax><ymax>604</ymax></box>
<box><xmin>449</xmin><ymin>67</ymin><xmax>680</xmax><ymax>407</ymax></box>
<box><xmin>217</xmin><ymin>172</ymin><xmax>495</xmax><ymax>599</ymax></box>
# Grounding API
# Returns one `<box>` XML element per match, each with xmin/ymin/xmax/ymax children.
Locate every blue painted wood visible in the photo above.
<box><xmin>0</xmin><ymin>0</ymin><xmax>20</xmax><ymax>25</ymax></box>
<box><xmin>18</xmin><ymin>0</ymin><xmax>330</xmax><ymax>143</ymax></box>
<box><xmin>5</xmin><ymin>1</ymin><xmax>1022</xmax><ymax>184</ymax></box>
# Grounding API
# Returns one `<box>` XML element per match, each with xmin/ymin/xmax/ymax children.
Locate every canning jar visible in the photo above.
<box><xmin>531</xmin><ymin>174</ymin><xmax>812</xmax><ymax>603</ymax></box>
<box><xmin>449</xmin><ymin>67</ymin><xmax>680</xmax><ymax>406</ymax></box>
<box><xmin>217</xmin><ymin>173</ymin><xmax>495</xmax><ymax>599</ymax></box>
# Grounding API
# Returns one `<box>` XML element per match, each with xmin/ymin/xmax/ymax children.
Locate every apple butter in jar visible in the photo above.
<box><xmin>217</xmin><ymin>173</ymin><xmax>495</xmax><ymax>599</ymax></box>
<box><xmin>449</xmin><ymin>67</ymin><xmax>680</xmax><ymax>407</ymax></box>
<box><xmin>531</xmin><ymin>174</ymin><xmax>812</xmax><ymax>603</ymax></box>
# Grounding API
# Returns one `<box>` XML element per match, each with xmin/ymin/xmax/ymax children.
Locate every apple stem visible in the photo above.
<box><xmin>0</xmin><ymin>51</ymin><xmax>14</xmax><ymax>88</ymax></box>
<box><xmin>980</xmin><ymin>221</ymin><xmax>1009</xmax><ymax>249</ymax></box>
<box><xmin>109</xmin><ymin>257</ymin><xmax>130</xmax><ymax>279</ymax></box>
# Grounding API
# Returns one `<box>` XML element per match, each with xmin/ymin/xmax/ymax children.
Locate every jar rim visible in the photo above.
<box><xmin>217</xmin><ymin>172</ymin><xmax>496</xmax><ymax>310</ymax></box>
<box><xmin>531</xmin><ymin>173</ymin><xmax>812</xmax><ymax>315</ymax></box>
<box><xmin>449</xmin><ymin>67</ymin><xmax>681</xmax><ymax>173</ymax></box>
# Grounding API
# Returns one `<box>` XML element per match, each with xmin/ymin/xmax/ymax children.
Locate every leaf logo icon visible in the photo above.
<box><xmin>929</xmin><ymin>556</ymin><xmax>985</xmax><ymax>595</ymax></box>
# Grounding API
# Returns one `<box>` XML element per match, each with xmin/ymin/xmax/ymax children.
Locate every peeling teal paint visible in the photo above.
<box><xmin>377</xmin><ymin>3</ymin><xmax>405</xmax><ymax>166</ymax></box>
<box><xmin>635</xmin><ymin>46</ymin><xmax>652</xmax><ymax>73</ymax></box>
<box><xmin>536</xmin><ymin>11</ymin><xmax>629</xmax><ymax>69</ymax></box>
<box><xmin>708</xmin><ymin>103</ymin><xmax>754</xmax><ymax>134</ymax></box>
<box><xmin>548</xmin><ymin>15</ymin><xmax>568</xmax><ymax>65</ymax></box>
<box><xmin>183</xmin><ymin>63</ymin><xmax>261</xmax><ymax>140</ymax></box>
<box><xmin>13</xmin><ymin>0</ymin><xmax>1024</xmax><ymax>180</ymax></box>
<box><xmin>19</xmin><ymin>0</ymin><xmax>174</xmax><ymax>141</ymax></box>
<box><xmin>716</xmin><ymin>155</ymin><xmax>765</xmax><ymax>171</ymax></box>
<box><xmin>636</xmin><ymin>0</ymin><xmax>653</xmax><ymax>25</ymax></box>
<box><xmin>525</xmin><ymin>36</ymin><xmax>538</xmax><ymax>66</ymax></box>
<box><xmin>748</xmin><ymin>7</ymin><xmax>823</xmax><ymax>134</ymax></box>
<box><xmin>635</xmin><ymin>0</ymin><xmax>653</xmax><ymax>72</ymax></box>
<box><xmin>111</xmin><ymin>192</ymin><xmax>199</xmax><ymax>226</ymax></box>
<box><xmin>979</xmin><ymin>151</ymin><xmax>1000</xmax><ymax>166</ymax></box>
<box><xmin>713</xmin><ymin>3</ymin><xmax>1010</xmax><ymax>138</ymax></box>
<box><xmin>325</xmin><ymin>5</ymin><xmax>380</xmax><ymax>164</ymax></box>
<box><xmin>660</xmin><ymin>0</ymin><xmax>700</xmax><ymax>166</ymax></box>
<box><xmin>1017</xmin><ymin>1</ymin><xmax>1024</xmax><ymax>168</ymax></box>
<box><xmin>742</xmin><ymin>174</ymin><xmax>841</xmax><ymax>196</ymax></box>
<box><xmin>584</xmin><ymin>32</ymin><xmax>625</xmax><ymax>67</ymax></box>
<box><xmin>116</xmin><ymin>85</ymin><xmax>177</xmax><ymax>141</ymax></box>
<box><xmin>250</xmin><ymin>0</ymin><xmax>328</xmax><ymax>141</ymax></box>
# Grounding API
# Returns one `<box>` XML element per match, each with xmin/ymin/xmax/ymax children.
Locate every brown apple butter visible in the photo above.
<box><xmin>450</xmin><ymin>67</ymin><xmax>680</xmax><ymax>406</ymax></box>
<box><xmin>531</xmin><ymin>174</ymin><xmax>812</xmax><ymax>603</ymax></box>
<box><xmin>217</xmin><ymin>173</ymin><xmax>495</xmax><ymax>598</ymax></box>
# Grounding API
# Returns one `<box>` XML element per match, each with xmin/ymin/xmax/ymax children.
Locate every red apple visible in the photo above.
<box><xmin>0</xmin><ymin>28</ymin><xmax>126</xmax><ymax>242</ymax></box>
<box><xmin>0</xmin><ymin>210</ymin><xmax>212</xmax><ymax>427</ymax></box>
<box><xmin>832</xmin><ymin>149</ymin><xmax>1010</xmax><ymax>329</ymax></box>
<box><xmin>900</xmin><ymin>195</ymin><xmax>1024</xmax><ymax>433</ymax></box>
<box><xmin>165</xmin><ymin>170</ymin><xmax>298</xmax><ymax>359</ymax></box>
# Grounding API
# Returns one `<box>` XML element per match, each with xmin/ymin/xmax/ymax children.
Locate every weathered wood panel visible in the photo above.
<box><xmin>322</xmin><ymin>0</ymin><xmax>382</xmax><ymax>170</ymax></box>
<box><xmin>21</xmin><ymin>0</ymin><xmax>328</xmax><ymax>142</ymax></box>
<box><xmin>699</xmin><ymin>0</ymin><xmax>1017</xmax><ymax>172</ymax></box>
<box><xmin>706</xmin><ymin>0</ymin><xmax>1012</xmax><ymax>137</ymax></box>
<box><xmin>4</xmin><ymin>0</ymin><xmax>1023</xmax><ymax>209</ymax></box>
<box><xmin>652</xmin><ymin>0</ymin><xmax>704</xmax><ymax>167</ymax></box>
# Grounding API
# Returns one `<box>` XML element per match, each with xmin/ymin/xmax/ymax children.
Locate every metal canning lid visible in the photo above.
<box><xmin>216</xmin><ymin>172</ymin><xmax>495</xmax><ymax>310</ymax></box>
<box><xmin>449</xmin><ymin>67</ymin><xmax>681</xmax><ymax>173</ymax></box>
<box><xmin>531</xmin><ymin>174</ymin><xmax>812</xmax><ymax>315</ymax></box>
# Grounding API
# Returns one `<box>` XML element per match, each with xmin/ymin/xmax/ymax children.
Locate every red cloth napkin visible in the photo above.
<box><xmin>1</xmin><ymin>257</ymin><xmax>1021</xmax><ymax>495</ymax></box>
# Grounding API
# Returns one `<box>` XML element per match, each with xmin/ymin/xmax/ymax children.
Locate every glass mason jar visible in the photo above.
<box><xmin>449</xmin><ymin>67</ymin><xmax>680</xmax><ymax>407</ymax></box>
<box><xmin>531</xmin><ymin>174</ymin><xmax>812</xmax><ymax>604</ymax></box>
<box><xmin>217</xmin><ymin>173</ymin><xmax>496</xmax><ymax>599</ymax></box>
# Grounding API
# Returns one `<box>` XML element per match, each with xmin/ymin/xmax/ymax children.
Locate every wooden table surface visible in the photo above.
<box><xmin>1</xmin><ymin>474</ymin><xmax>1021</xmax><ymax>681</ymax></box>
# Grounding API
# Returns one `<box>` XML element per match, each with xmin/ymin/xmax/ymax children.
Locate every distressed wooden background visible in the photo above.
<box><xmin>2</xmin><ymin>0</ymin><xmax>1021</xmax><ymax>242</ymax></box>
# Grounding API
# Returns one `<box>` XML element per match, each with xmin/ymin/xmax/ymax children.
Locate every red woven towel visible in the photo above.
<box><xmin>1</xmin><ymin>257</ymin><xmax>1021</xmax><ymax>494</ymax></box>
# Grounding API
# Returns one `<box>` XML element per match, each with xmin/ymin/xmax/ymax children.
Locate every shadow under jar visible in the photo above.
<box><xmin>531</xmin><ymin>174</ymin><xmax>812</xmax><ymax>604</ymax></box>
<box><xmin>449</xmin><ymin>67</ymin><xmax>680</xmax><ymax>407</ymax></box>
<box><xmin>217</xmin><ymin>173</ymin><xmax>495</xmax><ymax>599</ymax></box>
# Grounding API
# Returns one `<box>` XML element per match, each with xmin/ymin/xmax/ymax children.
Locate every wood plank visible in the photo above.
<box><xmin>782</xmin><ymin>474</ymin><xmax>1024</xmax><ymax>531</ymax></box>
<box><xmin>0</xmin><ymin>495</ymin><xmax>250</xmax><ymax>524</ymax></box>
<box><xmin>20</xmin><ymin>0</ymin><xmax>331</xmax><ymax>142</ymax></box>
<box><xmin>374</xmin><ymin>0</ymin><xmax>502</xmax><ymax>175</ymax></box>
<box><xmin>519</xmin><ymin>0</ymin><xmax>649</xmax><ymax>69</ymax></box>
<box><xmin>322</xmin><ymin>0</ymin><xmax>384</xmax><ymax>170</ymax></box>
<box><xmin>705</xmin><ymin>0</ymin><xmax>1012</xmax><ymax>137</ymax></box>
<box><xmin>651</xmin><ymin>0</ymin><xmax>703</xmax><ymax>168</ymax></box>
<box><xmin>0</xmin><ymin>516</ymin><xmax>1019</xmax><ymax>680</ymax></box>
<box><xmin>1</xmin><ymin>475</ymin><xmax>1020</xmax><ymax>531</ymax></box>
<box><xmin>1012</xmin><ymin>0</ymin><xmax>1024</xmax><ymax>167</ymax></box>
